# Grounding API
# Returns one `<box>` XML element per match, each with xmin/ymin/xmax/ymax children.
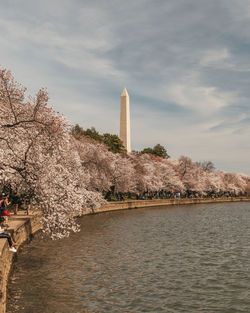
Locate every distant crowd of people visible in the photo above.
<box><xmin>105</xmin><ymin>189</ymin><xmax>248</xmax><ymax>202</ymax></box>
<box><xmin>135</xmin><ymin>190</ymin><xmax>246</xmax><ymax>200</ymax></box>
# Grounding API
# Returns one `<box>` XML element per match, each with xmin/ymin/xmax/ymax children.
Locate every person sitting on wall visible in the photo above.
<box><xmin>0</xmin><ymin>194</ymin><xmax>11</xmax><ymax>222</ymax></box>
<box><xmin>0</xmin><ymin>217</ymin><xmax>17</xmax><ymax>252</ymax></box>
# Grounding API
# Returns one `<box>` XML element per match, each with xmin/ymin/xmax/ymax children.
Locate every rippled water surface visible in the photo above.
<box><xmin>7</xmin><ymin>202</ymin><xmax>250</xmax><ymax>313</ymax></box>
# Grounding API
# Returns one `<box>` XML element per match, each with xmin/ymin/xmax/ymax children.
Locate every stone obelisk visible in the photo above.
<box><xmin>120</xmin><ymin>88</ymin><xmax>131</xmax><ymax>153</ymax></box>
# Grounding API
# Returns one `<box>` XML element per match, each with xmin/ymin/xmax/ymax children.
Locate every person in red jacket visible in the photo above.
<box><xmin>0</xmin><ymin>194</ymin><xmax>11</xmax><ymax>222</ymax></box>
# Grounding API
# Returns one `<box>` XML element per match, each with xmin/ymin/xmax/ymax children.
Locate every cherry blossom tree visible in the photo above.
<box><xmin>74</xmin><ymin>136</ymin><xmax>113</xmax><ymax>192</ymax></box>
<box><xmin>203</xmin><ymin>171</ymin><xmax>225</xmax><ymax>194</ymax></box>
<box><xmin>135</xmin><ymin>154</ymin><xmax>164</xmax><ymax>192</ymax></box>
<box><xmin>177</xmin><ymin>156</ymin><xmax>200</xmax><ymax>192</ymax></box>
<box><xmin>246</xmin><ymin>179</ymin><xmax>250</xmax><ymax>196</ymax></box>
<box><xmin>108</xmin><ymin>153</ymin><xmax>135</xmax><ymax>193</ymax></box>
<box><xmin>162</xmin><ymin>159</ymin><xmax>184</xmax><ymax>192</ymax></box>
<box><xmin>221</xmin><ymin>172</ymin><xmax>248</xmax><ymax>195</ymax></box>
<box><xmin>0</xmin><ymin>68</ymin><xmax>104</xmax><ymax>239</ymax></box>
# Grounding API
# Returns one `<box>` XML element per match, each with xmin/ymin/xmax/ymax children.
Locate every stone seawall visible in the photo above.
<box><xmin>84</xmin><ymin>197</ymin><xmax>250</xmax><ymax>215</ymax></box>
<box><xmin>0</xmin><ymin>212</ymin><xmax>42</xmax><ymax>313</ymax></box>
<box><xmin>1</xmin><ymin>197</ymin><xmax>250</xmax><ymax>313</ymax></box>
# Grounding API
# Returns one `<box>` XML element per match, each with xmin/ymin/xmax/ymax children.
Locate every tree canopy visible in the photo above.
<box><xmin>103</xmin><ymin>133</ymin><xmax>126</xmax><ymax>153</ymax></box>
<box><xmin>141</xmin><ymin>144</ymin><xmax>170</xmax><ymax>159</ymax></box>
<box><xmin>72</xmin><ymin>124</ymin><xmax>126</xmax><ymax>153</ymax></box>
<box><xmin>196</xmin><ymin>160</ymin><xmax>216</xmax><ymax>172</ymax></box>
<box><xmin>72</xmin><ymin>125</ymin><xmax>103</xmax><ymax>142</ymax></box>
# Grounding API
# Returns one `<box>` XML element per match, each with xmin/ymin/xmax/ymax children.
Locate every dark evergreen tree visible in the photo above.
<box><xmin>141</xmin><ymin>144</ymin><xmax>169</xmax><ymax>159</ymax></box>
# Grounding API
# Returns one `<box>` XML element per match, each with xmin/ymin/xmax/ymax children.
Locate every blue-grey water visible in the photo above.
<box><xmin>7</xmin><ymin>202</ymin><xmax>250</xmax><ymax>313</ymax></box>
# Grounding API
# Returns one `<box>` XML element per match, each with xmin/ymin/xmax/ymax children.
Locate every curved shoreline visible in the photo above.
<box><xmin>83</xmin><ymin>197</ymin><xmax>250</xmax><ymax>215</ymax></box>
<box><xmin>2</xmin><ymin>197</ymin><xmax>250</xmax><ymax>313</ymax></box>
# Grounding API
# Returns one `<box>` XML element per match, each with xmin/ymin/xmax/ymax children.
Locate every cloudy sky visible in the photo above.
<box><xmin>0</xmin><ymin>0</ymin><xmax>250</xmax><ymax>175</ymax></box>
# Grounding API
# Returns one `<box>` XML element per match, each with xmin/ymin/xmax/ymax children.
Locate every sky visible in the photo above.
<box><xmin>0</xmin><ymin>0</ymin><xmax>249</xmax><ymax>175</ymax></box>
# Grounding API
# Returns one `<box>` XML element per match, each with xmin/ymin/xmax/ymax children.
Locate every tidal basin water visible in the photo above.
<box><xmin>7</xmin><ymin>202</ymin><xmax>250</xmax><ymax>313</ymax></box>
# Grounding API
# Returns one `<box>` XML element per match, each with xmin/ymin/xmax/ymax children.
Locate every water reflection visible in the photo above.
<box><xmin>7</xmin><ymin>202</ymin><xmax>250</xmax><ymax>313</ymax></box>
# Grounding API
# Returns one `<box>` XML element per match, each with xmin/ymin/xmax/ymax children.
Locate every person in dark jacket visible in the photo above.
<box><xmin>11</xmin><ymin>193</ymin><xmax>20</xmax><ymax>215</ymax></box>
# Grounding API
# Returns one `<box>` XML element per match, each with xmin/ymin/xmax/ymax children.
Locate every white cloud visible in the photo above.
<box><xmin>165</xmin><ymin>80</ymin><xmax>234</xmax><ymax>114</ymax></box>
<box><xmin>0</xmin><ymin>8</ymin><xmax>125</xmax><ymax>80</ymax></box>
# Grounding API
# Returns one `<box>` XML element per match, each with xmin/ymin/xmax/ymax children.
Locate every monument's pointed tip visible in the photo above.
<box><xmin>121</xmin><ymin>88</ymin><xmax>129</xmax><ymax>97</ymax></box>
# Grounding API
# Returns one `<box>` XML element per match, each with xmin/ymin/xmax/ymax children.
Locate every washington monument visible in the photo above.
<box><xmin>120</xmin><ymin>88</ymin><xmax>131</xmax><ymax>153</ymax></box>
